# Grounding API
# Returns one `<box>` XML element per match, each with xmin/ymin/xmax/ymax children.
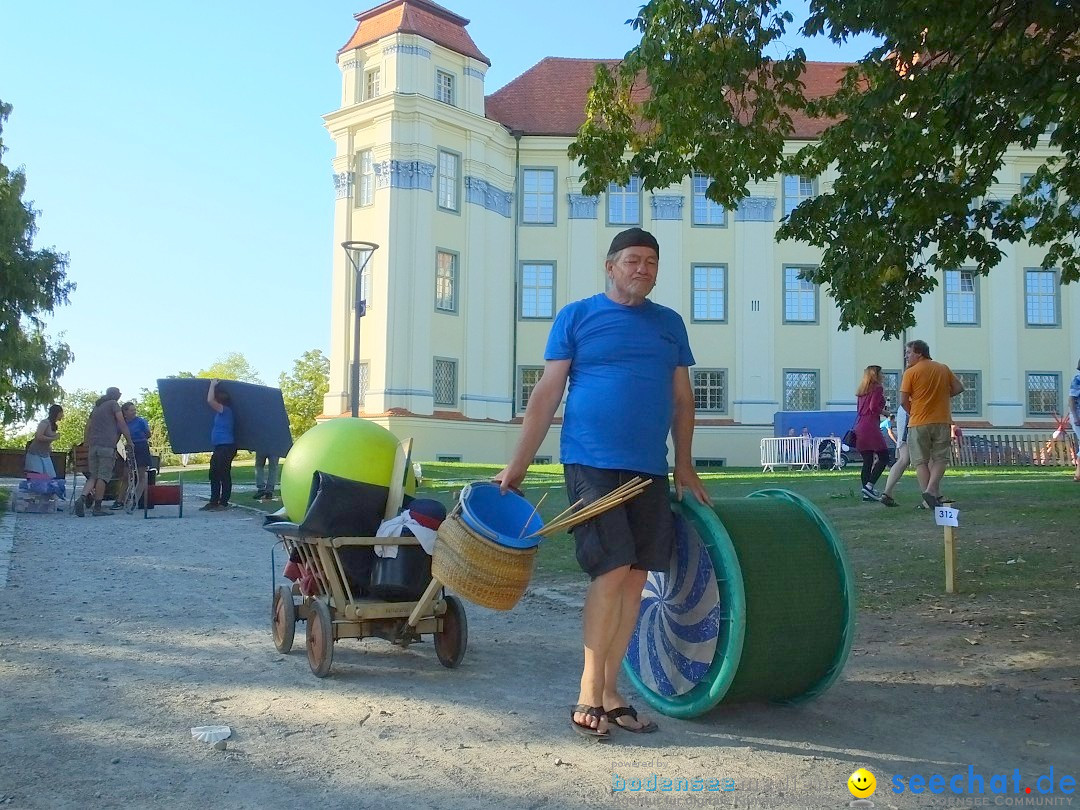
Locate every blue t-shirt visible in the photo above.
<box><xmin>545</xmin><ymin>293</ymin><xmax>695</xmax><ymax>475</ymax></box>
<box><xmin>1070</xmin><ymin>372</ymin><xmax>1080</xmax><ymax>417</ymax></box>
<box><xmin>211</xmin><ymin>406</ymin><xmax>235</xmax><ymax>445</ymax></box>
<box><xmin>127</xmin><ymin>415</ymin><xmax>151</xmax><ymax>444</ymax></box>
<box><xmin>879</xmin><ymin>416</ymin><xmax>894</xmax><ymax>447</ymax></box>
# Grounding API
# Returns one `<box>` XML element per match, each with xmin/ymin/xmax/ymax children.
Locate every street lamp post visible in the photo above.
<box><xmin>341</xmin><ymin>241</ymin><xmax>379</xmax><ymax>418</ymax></box>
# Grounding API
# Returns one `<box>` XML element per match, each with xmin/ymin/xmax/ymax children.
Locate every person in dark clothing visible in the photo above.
<box><xmin>202</xmin><ymin>379</ymin><xmax>237</xmax><ymax>511</ymax></box>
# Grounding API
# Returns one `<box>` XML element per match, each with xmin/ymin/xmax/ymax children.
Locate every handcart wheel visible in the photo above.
<box><xmin>306</xmin><ymin>599</ymin><xmax>334</xmax><ymax>677</ymax></box>
<box><xmin>434</xmin><ymin>595</ymin><xmax>467</xmax><ymax>669</ymax></box>
<box><xmin>271</xmin><ymin>585</ymin><xmax>296</xmax><ymax>654</ymax></box>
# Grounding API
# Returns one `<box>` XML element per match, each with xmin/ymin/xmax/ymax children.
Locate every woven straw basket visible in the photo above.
<box><xmin>432</xmin><ymin>513</ymin><xmax>537</xmax><ymax>611</ymax></box>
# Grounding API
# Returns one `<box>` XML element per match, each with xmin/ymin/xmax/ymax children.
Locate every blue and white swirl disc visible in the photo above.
<box><xmin>626</xmin><ymin>515</ymin><xmax>721</xmax><ymax>697</ymax></box>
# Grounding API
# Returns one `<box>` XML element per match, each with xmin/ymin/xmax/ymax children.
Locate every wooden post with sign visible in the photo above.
<box><xmin>935</xmin><ymin>500</ymin><xmax>959</xmax><ymax>594</ymax></box>
<box><xmin>943</xmin><ymin>524</ymin><xmax>957</xmax><ymax>594</ymax></box>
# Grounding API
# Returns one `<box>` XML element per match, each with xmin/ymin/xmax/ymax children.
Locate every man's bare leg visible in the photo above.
<box><xmin>575</xmin><ymin>566</ymin><xmax>633</xmax><ymax>732</ymax></box>
<box><xmin>926</xmin><ymin>459</ymin><xmax>948</xmax><ymax>498</ymax></box>
<box><xmin>602</xmin><ymin>567</ymin><xmax>653</xmax><ymax>730</ymax></box>
<box><xmin>915</xmin><ymin>462</ymin><xmax>930</xmax><ymax>495</ymax></box>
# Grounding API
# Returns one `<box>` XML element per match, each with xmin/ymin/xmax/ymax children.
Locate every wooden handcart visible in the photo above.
<box><xmin>263</xmin><ymin>439</ymin><xmax>466</xmax><ymax>677</ymax></box>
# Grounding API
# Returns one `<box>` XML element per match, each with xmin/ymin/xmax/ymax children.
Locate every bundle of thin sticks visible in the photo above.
<box><xmin>530</xmin><ymin>476</ymin><xmax>652</xmax><ymax>538</ymax></box>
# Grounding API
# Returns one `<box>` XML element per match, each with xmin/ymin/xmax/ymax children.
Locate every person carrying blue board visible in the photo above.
<box><xmin>496</xmin><ymin>227</ymin><xmax>712</xmax><ymax>739</ymax></box>
<box><xmin>202</xmin><ymin>379</ymin><xmax>237</xmax><ymax>511</ymax></box>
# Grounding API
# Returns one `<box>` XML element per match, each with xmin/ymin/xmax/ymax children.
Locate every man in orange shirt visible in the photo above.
<box><xmin>899</xmin><ymin>340</ymin><xmax>965</xmax><ymax>508</ymax></box>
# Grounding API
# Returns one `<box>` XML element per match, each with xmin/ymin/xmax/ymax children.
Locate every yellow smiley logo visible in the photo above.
<box><xmin>848</xmin><ymin>768</ymin><xmax>877</xmax><ymax>798</ymax></box>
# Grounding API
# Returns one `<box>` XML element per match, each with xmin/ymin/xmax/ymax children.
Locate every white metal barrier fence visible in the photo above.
<box><xmin>760</xmin><ymin>436</ymin><xmax>842</xmax><ymax>472</ymax></box>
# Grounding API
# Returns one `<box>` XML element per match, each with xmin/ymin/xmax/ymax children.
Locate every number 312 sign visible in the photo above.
<box><xmin>934</xmin><ymin>506</ymin><xmax>959</xmax><ymax>527</ymax></box>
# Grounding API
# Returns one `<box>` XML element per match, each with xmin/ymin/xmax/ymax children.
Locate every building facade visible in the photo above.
<box><xmin>322</xmin><ymin>0</ymin><xmax>1078</xmax><ymax>467</ymax></box>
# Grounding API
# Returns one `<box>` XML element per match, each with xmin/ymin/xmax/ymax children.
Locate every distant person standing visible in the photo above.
<box><xmin>203</xmin><ymin>379</ymin><xmax>237</xmax><ymax>511</ymax></box>
<box><xmin>76</xmin><ymin>388</ymin><xmax>133</xmax><ymax>517</ymax></box>
<box><xmin>1069</xmin><ymin>357</ymin><xmax>1080</xmax><ymax>482</ymax></box>
<box><xmin>900</xmin><ymin>340</ymin><xmax>964</xmax><ymax>508</ymax></box>
<box><xmin>120</xmin><ymin>401</ymin><xmax>152</xmax><ymax>511</ymax></box>
<box><xmin>854</xmin><ymin>365</ymin><xmax>889</xmax><ymax>501</ymax></box>
<box><xmin>253</xmin><ymin>452</ymin><xmax>279</xmax><ymax>502</ymax></box>
<box><xmin>25</xmin><ymin>404</ymin><xmax>63</xmax><ymax>478</ymax></box>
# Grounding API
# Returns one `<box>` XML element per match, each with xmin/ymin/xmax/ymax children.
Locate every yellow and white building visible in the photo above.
<box><xmin>322</xmin><ymin>0</ymin><xmax>1078</xmax><ymax>467</ymax></box>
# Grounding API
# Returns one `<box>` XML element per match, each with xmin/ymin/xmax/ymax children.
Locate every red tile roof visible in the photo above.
<box><xmin>485</xmin><ymin>58</ymin><xmax>853</xmax><ymax>138</ymax></box>
<box><xmin>340</xmin><ymin>0</ymin><xmax>490</xmax><ymax>65</ymax></box>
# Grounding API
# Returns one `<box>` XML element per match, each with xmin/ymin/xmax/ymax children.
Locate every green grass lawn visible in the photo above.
<box><xmin>159</xmin><ymin>460</ymin><xmax>1078</xmax><ymax>628</ymax></box>
<box><xmin>416</xmin><ymin>463</ymin><xmax>1079</xmax><ymax>627</ymax></box>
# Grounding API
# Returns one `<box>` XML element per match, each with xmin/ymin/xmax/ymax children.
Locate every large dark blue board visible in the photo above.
<box><xmin>157</xmin><ymin>378</ymin><xmax>293</xmax><ymax>456</ymax></box>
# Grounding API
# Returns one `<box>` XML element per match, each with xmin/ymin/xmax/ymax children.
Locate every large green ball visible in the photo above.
<box><xmin>280</xmin><ymin>418</ymin><xmax>402</xmax><ymax>522</ymax></box>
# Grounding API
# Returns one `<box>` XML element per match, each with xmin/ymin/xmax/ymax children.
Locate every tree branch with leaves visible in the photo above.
<box><xmin>569</xmin><ymin>0</ymin><xmax>1079</xmax><ymax>337</ymax></box>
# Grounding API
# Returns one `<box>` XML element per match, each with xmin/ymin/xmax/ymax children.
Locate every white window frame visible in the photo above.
<box><xmin>692</xmin><ymin>368</ymin><xmax>727</xmax><ymax>413</ymax></box>
<box><xmin>1025</xmin><ymin>372</ymin><xmax>1060</xmax><ymax>417</ymax></box>
<box><xmin>944</xmin><ymin>268</ymin><xmax>979</xmax><ymax>325</ymax></box>
<box><xmin>606</xmin><ymin>177</ymin><xmax>642</xmax><ymax>226</ymax></box>
<box><xmin>953</xmin><ymin>371</ymin><xmax>980</xmax><ymax>415</ymax></box>
<box><xmin>517</xmin><ymin>366</ymin><xmax>544</xmax><ymax>413</ymax></box>
<box><xmin>782</xmin><ymin>175</ymin><xmax>816</xmax><ymax>217</ymax></box>
<box><xmin>437</xmin><ymin>149</ymin><xmax>460</xmax><ymax>213</ymax></box>
<box><xmin>1020</xmin><ymin>171</ymin><xmax>1054</xmax><ymax>229</ymax></box>
<box><xmin>882</xmin><ymin>370</ymin><xmax>901</xmax><ymax>413</ymax></box>
<box><xmin>356</xmin><ymin>149</ymin><xmax>374</xmax><ymax>208</ymax></box>
<box><xmin>1024</xmin><ymin>268</ymin><xmax>1059</xmax><ymax>327</ymax></box>
<box><xmin>691</xmin><ymin>173</ymin><xmax>726</xmax><ymax>226</ymax></box>
<box><xmin>691</xmin><ymin>264</ymin><xmax>727</xmax><ymax>322</ymax></box>
<box><xmin>782</xmin><ymin>266</ymin><xmax>819</xmax><ymax>323</ymax></box>
<box><xmin>519</xmin><ymin>262</ymin><xmax>555</xmax><ymax>319</ymax></box>
<box><xmin>521</xmin><ymin>168</ymin><xmax>556</xmax><ymax>225</ymax></box>
<box><xmin>435</xmin><ymin>70</ymin><xmax>455</xmax><ymax>105</ymax></box>
<box><xmin>365</xmin><ymin>67</ymin><xmax>381</xmax><ymax>100</ymax></box>
<box><xmin>357</xmin><ymin>362</ymin><xmax>370</xmax><ymax>409</ymax></box>
<box><xmin>435</xmin><ymin>250</ymin><xmax>458</xmax><ymax>313</ymax></box>
<box><xmin>783</xmin><ymin>369</ymin><xmax>820</xmax><ymax>411</ymax></box>
<box><xmin>433</xmin><ymin>358</ymin><xmax>458</xmax><ymax>407</ymax></box>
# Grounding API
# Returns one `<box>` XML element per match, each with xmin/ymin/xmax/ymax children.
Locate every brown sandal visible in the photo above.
<box><xmin>570</xmin><ymin>704</ymin><xmax>609</xmax><ymax>739</ymax></box>
<box><xmin>606</xmin><ymin>705</ymin><xmax>658</xmax><ymax>733</ymax></box>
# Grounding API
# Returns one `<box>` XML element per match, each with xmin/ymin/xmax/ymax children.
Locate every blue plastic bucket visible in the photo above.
<box><xmin>457</xmin><ymin>482</ymin><xmax>544</xmax><ymax>549</ymax></box>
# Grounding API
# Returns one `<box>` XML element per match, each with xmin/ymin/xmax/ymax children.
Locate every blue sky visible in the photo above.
<box><xmin>2</xmin><ymin>0</ymin><xmax>875</xmax><ymax>408</ymax></box>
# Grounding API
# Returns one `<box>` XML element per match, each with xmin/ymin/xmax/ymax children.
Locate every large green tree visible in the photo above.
<box><xmin>197</xmin><ymin>352</ymin><xmax>263</xmax><ymax>384</ymax></box>
<box><xmin>0</xmin><ymin>100</ymin><xmax>74</xmax><ymax>422</ymax></box>
<box><xmin>569</xmin><ymin>1</ymin><xmax>1079</xmax><ymax>336</ymax></box>
<box><xmin>53</xmin><ymin>389</ymin><xmax>100</xmax><ymax>453</ymax></box>
<box><xmin>279</xmin><ymin>349</ymin><xmax>329</xmax><ymax>439</ymax></box>
<box><xmin>133</xmin><ymin>386</ymin><xmax>177</xmax><ymax>465</ymax></box>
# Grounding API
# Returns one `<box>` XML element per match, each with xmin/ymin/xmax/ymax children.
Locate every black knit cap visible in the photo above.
<box><xmin>608</xmin><ymin>227</ymin><xmax>659</xmax><ymax>258</ymax></box>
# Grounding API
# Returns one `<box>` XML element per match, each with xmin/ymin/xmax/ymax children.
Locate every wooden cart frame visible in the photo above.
<box><xmin>264</xmin><ymin>438</ymin><xmax>466</xmax><ymax>677</ymax></box>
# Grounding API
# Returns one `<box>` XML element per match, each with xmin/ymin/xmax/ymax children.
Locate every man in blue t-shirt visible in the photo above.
<box><xmin>496</xmin><ymin>227</ymin><xmax>711</xmax><ymax>739</ymax></box>
<box><xmin>202</xmin><ymin>379</ymin><xmax>237</xmax><ymax>511</ymax></box>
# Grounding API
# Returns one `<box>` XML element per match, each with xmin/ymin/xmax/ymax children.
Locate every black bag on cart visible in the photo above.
<box><xmin>300</xmin><ymin>471</ymin><xmax>389</xmax><ymax>597</ymax></box>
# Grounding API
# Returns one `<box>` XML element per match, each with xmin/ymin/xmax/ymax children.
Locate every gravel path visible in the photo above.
<box><xmin>1</xmin><ymin>484</ymin><xmax>1077</xmax><ymax>809</ymax></box>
